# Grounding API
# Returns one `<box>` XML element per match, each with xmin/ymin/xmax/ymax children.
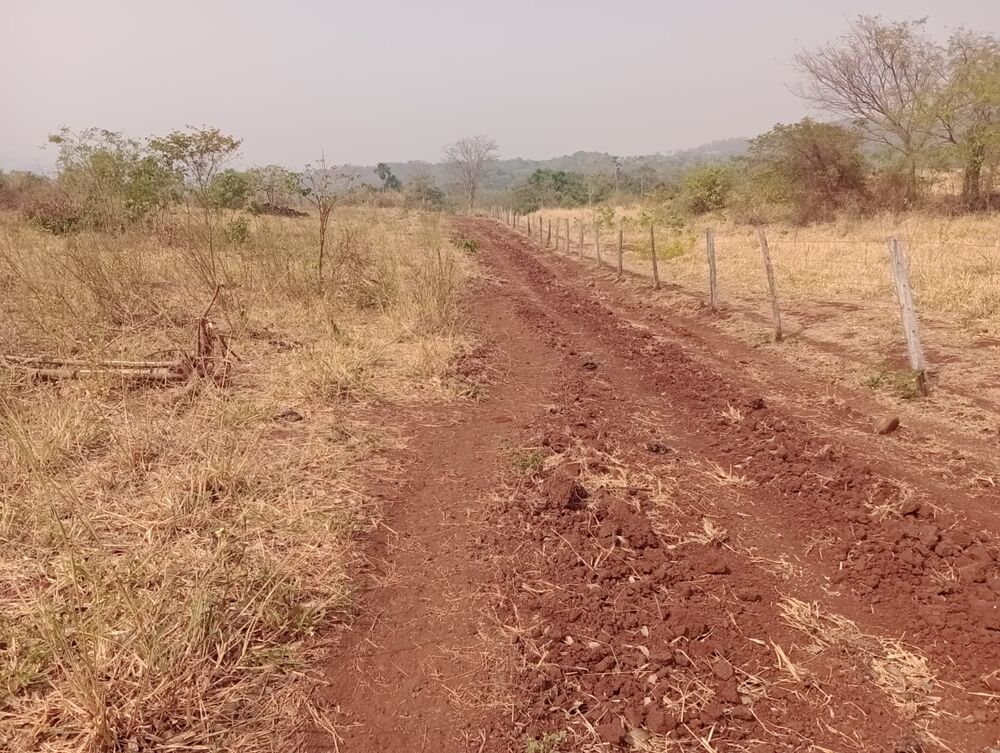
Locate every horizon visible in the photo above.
<box><xmin>3</xmin><ymin>1</ymin><xmax>998</xmax><ymax>173</ymax></box>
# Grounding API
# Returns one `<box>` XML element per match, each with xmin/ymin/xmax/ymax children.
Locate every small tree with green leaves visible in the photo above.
<box><xmin>47</xmin><ymin>127</ymin><xmax>177</xmax><ymax>229</ymax></box>
<box><xmin>150</xmin><ymin>126</ymin><xmax>242</xmax><ymax>278</ymax></box>
<box><xmin>935</xmin><ymin>30</ymin><xmax>1000</xmax><ymax>209</ymax></box>
<box><xmin>680</xmin><ymin>164</ymin><xmax>734</xmax><ymax>214</ymax></box>
<box><xmin>210</xmin><ymin>169</ymin><xmax>253</xmax><ymax>210</ymax></box>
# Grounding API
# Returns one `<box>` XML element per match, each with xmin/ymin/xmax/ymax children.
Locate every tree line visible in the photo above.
<box><xmin>501</xmin><ymin>16</ymin><xmax>1000</xmax><ymax>223</ymax></box>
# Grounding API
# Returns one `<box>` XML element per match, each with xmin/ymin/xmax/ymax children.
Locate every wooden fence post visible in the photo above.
<box><xmin>755</xmin><ymin>227</ymin><xmax>783</xmax><ymax>342</ymax></box>
<box><xmin>706</xmin><ymin>228</ymin><xmax>718</xmax><ymax>311</ymax></box>
<box><xmin>650</xmin><ymin>224</ymin><xmax>661</xmax><ymax>290</ymax></box>
<box><xmin>565</xmin><ymin>218</ymin><xmax>570</xmax><ymax>252</ymax></box>
<box><xmin>887</xmin><ymin>237</ymin><xmax>928</xmax><ymax>394</ymax></box>
<box><xmin>578</xmin><ymin>220</ymin><xmax>584</xmax><ymax>258</ymax></box>
<box><xmin>546</xmin><ymin>219</ymin><xmax>551</xmax><ymax>247</ymax></box>
<box><xmin>554</xmin><ymin>218</ymin><xmax>560</xmax><ymax>251</ymax></box>
<box><xmin>539</xmin><ymin>215</ymin><xmax>544</xmax><ymax>244</ymax></box>
<box><xmin>617</xmin><ymin>220</ymin><xmax>624</xmax><ymax>278</ymax></box>
<box><xmin>594</xmin><ymin>216</ymin><xmax>601</xmax><ymax>265</ymax></box>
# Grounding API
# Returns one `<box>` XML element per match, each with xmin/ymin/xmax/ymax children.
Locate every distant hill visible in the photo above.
<box><xmin>342</xmin><ymin>137</ymin><xmax>749</xmax><ymax>192</ymax></box>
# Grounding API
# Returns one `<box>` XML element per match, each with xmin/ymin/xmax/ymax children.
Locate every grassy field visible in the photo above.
<box><xmin>533</xmin><ymin>208</ymin><xmax>1000</xmax><ymax>328</ymax></box>
<box><xmin>0</xmin><ymin>208</ymin><xmax>472</xmax><ymax>751</ymax></box>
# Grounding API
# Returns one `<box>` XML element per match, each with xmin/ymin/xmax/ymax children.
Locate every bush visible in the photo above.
<box><xmin>680</xmin><ymin>164</ymin><xmax>734</xmax><ymax>214</ymax></box>
<box><xmin>23</xmin><ymin>195</ymin><xmax>83</xmax><ymax>235</ymax></box>
<box><xmin>745</xmin><ymin>119</ymin><xmax>870</xmax><ymax>224</ymax></box>
<box><xmin>224</xmin><ymin>216</ymin><xmax>252</xmax><ymax>244</ymax></box>
<box><xmin>211</xmin><ymin>169</ymin><xmax>252</xmax><ymax>210</ymax></box>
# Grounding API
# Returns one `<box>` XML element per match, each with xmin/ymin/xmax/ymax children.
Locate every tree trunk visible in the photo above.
<box><xmin>318</xmin><ymin>209</ymin><xmax>329</xmax><ymax>282</ymax></box>
<box><xmin>962</xmin><ymin>144</ymin><xmax>986</xmax><ymax>210</ymax></box>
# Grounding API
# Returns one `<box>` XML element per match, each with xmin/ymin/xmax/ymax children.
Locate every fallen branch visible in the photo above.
<box><xmin>2</xmin><ymin>286</ymin><xmax>237</xmax><ymax>386</ymax></box>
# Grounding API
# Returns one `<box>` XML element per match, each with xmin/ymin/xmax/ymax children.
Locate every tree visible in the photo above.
<box><xmin>247</xmin><ymin>164</ymin><xmax>301</xmax><ymax>208</ymax></box>
<box><xmin>211</xmin><ymin>169</ymin><xmax>252</xmax><ymax>210</ymax></box>
<box><xmin>934</xmin><ymin>30</ymin><xmax>1000</xmax><ymax>208</ymax></box>
<box><xmin>47</xmin><ymin>127</ymin><xmax>176</xmax><ymax>228</ymax></box>
<box><xmin>630</xmin><ymin>164</ymin><xmax>660</xmax><ymax>198</ymax></box>
<box><xmin>510</xmin><ymin>169</ymin><xmax>588</xmax><ymax>212</ymax></box>
<box><xmin>374</xmin><ymin>162</ymin><xmax>402</xmax><ymax>192</ymax></box>
<box><xmin>679</xmin><ymin>164</ymin><xmax>733</xmax><ymax>214</ymax></box>
<box><xmin>793</xmin><ymin>16</ymin><xmax>940</xmax><ymax>203</ymax></box>
<box><xmin>302</xmin><ymin>155</ymin><xmax>350</xmax><ymax>282</ymax></box>
<box><xmin>746</xmin><ymin>119</ymin><xmax>870</xmax><ymax>222</ymax></box>
<box><xmin>150</xmin><ymin>126</ymin><xmax>242</xmax><ymax>278</ymax></box>
<box><xmin>404</xmin><ymin>170</ymin><xmax>446</xmax><ymax>209</ymax></box>
<box><xmin>443</xmin><ymin>135</ymin><xmax>498</xmax><ymax>211</ymax></box>
<box><xmin>584</xmin><ymin>172</ymin><xmax>614</xmax><ymax>206</ymax></box>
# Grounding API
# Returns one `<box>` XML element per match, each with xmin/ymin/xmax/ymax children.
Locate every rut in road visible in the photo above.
<box><xmin>318</xmin><ymin>218</ymin><xmax>1000</xmax><ymax>753</ymax></box>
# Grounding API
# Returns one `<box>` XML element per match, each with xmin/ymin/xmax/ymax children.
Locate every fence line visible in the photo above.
<box><xmin>483</xmin><ymin>205</ymin><xmax>993</xmax><ymax>397</ymax></box>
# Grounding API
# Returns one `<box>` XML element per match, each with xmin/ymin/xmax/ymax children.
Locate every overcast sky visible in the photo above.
<box><xmin>2</xmin><ymin>1</ymin><xmax>998</xmax><ymax>172</ymax></box>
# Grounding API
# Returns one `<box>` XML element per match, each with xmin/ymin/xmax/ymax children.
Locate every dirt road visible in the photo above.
<box><xmin>319</xmin><ymin>218</ymin><xmax>1000</xmax><ymax>753</ymax></box>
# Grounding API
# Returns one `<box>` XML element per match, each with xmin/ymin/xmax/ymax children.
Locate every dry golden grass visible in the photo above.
<box><xmin>0</xmin><ymin>207</ymin><xmax>472</xmax><ymax>751</ymax></box>
<box><xmin>778</xmin><ymin>597</ymin><xmax>939</xmax><ymax>720</ymax></box>
<box><xmin>533</xmin><ymin>207</ymin><xmax>1000</xmax><ymax>327</ymax></box>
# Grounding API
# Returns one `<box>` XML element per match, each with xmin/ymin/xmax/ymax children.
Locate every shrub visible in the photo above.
<box><xmin>745</xmin><ymin>119</ymin><xmax>870</xmax><ymax>224</ymax></box>
<box><xmin>224</xmin><ymin>216</ymin><xmax>251</xmax><ymax>244</ymax></box>
<box><xmin>23</xmin><ymin>195</ymin><xmax>83</xmax><ymax>235</ymax></box>
<box><xmin>680</xmin><ymin>164</ymin><xmax>734</xmax><ymax>214</ymax></box>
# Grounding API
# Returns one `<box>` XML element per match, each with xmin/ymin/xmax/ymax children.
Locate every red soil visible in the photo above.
<box><xmin>314</xmin><ymin>218</ymin><xmax>1000</xmax><ymax>753</ymax></box>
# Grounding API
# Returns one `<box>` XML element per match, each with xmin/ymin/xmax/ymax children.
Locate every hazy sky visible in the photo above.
<box><xmin>2</xmin><ymin>1</ymin><xmax>998</xmax><ymax>172</ymax></box>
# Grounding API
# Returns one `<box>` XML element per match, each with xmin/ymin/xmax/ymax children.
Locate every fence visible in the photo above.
<box><xmin>486</xmin><ymin>205</ymin><xmax>1000</xmax><ymax>399</ymax></box>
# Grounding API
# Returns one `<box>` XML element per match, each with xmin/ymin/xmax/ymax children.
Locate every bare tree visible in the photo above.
<box><xmin>793</xmin><ymin>16</ymin><xmax>941</xmax><ymax>202</ymax></box>
<box><xmin>443</xmin><ymin>135</ymin><xmax>498</xmax><ymax>211</ymax></box>
<box><xmin>302</xmin><ymin>155</ymin><xmax>350</xmax><ymax>282</ymax></box>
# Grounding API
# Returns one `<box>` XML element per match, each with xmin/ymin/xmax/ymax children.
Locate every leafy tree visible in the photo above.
<box><xmin>934</xmin><ymin>30</ymin><xmax>1000</xmax><ymax>208</ymax></box>
<box><xmin>443</xmin><ymin>135</ymin><xmax>498</xmax><ymax>210</ymax></box>
<box><xmin>510</xmin><ymin>169</ymin><xmax>588</xmax><ymax>212</ymax></box>
<box><xmin>793</xmin><ymin>16</ymin><xmax>940</xmax><ymax>203</ymax></box>
<box><xmin>150</xmin><ymin>126</ymin><xmax>242</xmax><ymax>278</ymax></box>
<box><xmin>210</xmin><ymin>169</ymin><xmax>252</xmax><ymax>210</ymax></box>
<box><xmin>746</xmin><ymin>119</ymin><xmax>869</xmax><ymax>223</ymax></box>
<box><xmin>47</xmin><ymin>127</ymin><xmax>176</xmax><ymax>228</ymax></box>
<box><xmin>679</xmin><ymin>164</ymin><xmax>734</xmax><ymax>214</ymax></box>
<box><xmin>375</xmin><ymin>162</ymin><xmax>402</xmax><ymax>192</ymax></box>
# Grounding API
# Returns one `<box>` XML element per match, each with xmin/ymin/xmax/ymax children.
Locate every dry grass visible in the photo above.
<box><xmin>0</xmin><ymin>207</ymin><xmax>472</xmax><ymax>751</ymax></box>
<box><xmin>535</xmin><ymin>207</ymin><xmax>1000</xmax><ymax>328</ymax></box>
<box><xmin>778</xmin><ymin>597</ymin><xmax>939</xmax><ymax>720</ymax></box>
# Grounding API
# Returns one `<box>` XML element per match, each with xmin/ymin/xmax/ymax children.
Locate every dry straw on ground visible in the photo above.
<box><xmin>0</xmin><ymin>207</ymin><xmax>472</xmax><ymax>751</ymax></box>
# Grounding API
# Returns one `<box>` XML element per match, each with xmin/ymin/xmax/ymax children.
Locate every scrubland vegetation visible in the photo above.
<box><xmin>0</xmin><ymin>162</ymin><xmax>471</xmax><ymax>750</ymax></box>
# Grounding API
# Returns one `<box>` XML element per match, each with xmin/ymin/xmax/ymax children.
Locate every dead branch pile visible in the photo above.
<box><xmin>2</xmin><ymin>287</ymin><xmax>237</xmax><ymax>386</ymax></box>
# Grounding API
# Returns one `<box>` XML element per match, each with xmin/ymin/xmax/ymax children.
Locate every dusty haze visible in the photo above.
<box><xmin>2</xmin><ymin>0</ymin><xmax>998</xmax><ymax>171</ymax></box>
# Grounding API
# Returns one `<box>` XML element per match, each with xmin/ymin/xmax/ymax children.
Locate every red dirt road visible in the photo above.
<box><xmin>319</xmin><ymin>219</ymin><xmax>1000</xmax><ymax>753</ymax></box>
